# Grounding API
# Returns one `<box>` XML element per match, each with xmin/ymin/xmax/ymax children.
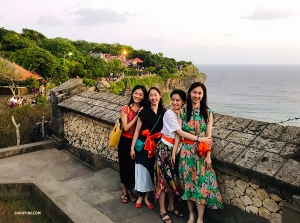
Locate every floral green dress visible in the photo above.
<box><xmin>178</xmin><ymin>107</ymin><xmax>223</xmax><ymax>209</ymax></box>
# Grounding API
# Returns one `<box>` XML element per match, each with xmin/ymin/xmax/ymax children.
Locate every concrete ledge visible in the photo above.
<box><xmin>65</xmin><ymin>144</ymin><xmax>119</xmax><ymax>172</ymax></box>
<box><xmin>0</xmin><ymin>140</ymin><xmax>56</xmax><ymax>159</ymax></box>
<box><xmin>0</xmin><ymin>175</ymin><xmax>114</xmax><ymax>223</ymax></box>
<box><xmin>282</xmin><ymin>202</ymin><xmax>300</xmax><ymax>223</ymax></box>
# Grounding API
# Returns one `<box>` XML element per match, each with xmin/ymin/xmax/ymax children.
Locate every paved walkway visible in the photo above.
<box><xmin>0</xmin><ymin>149</ymin><xmax>269</xmax><ymax>223</ymax></box>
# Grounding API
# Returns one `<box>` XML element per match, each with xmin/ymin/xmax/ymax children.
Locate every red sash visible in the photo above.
<box><xmin>121</xmin><ymin>132</ymin><xmax>133</xmax><ymax>139</ymax></box>
<box><xmin>161</xmin><ymin>134</ymin><xmax>175</xmax><ymax>145</ymax></box>
<box><xmin>140</xmin><ymin>129</ymin><xmax>161</xmax><ymax>158</ymax></box>
<box><xmin>181</xmin><ymin>138</ymin><xmax>211</xmax><ymax>157</ymax></box>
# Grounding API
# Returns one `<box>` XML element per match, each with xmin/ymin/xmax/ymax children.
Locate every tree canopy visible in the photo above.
<box><xmin>0</xmin><ymin>56</ymin><xmax>22</xmax><ymax>95</ymax></box>
<box><xmin>0</xmin><ymin>27</ymin><xmax>195</xmax><ymax>85</ymax></box>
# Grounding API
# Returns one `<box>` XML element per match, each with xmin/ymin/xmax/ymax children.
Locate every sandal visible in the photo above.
<box><xmin>167</xmin><ymin>208</ymin><xmax>184</xmax><ymax>217</ymax></box>
<box><xmin>128</xmin><ymin>191</ymin><xmax>137</xmax><ymax>202</ymax></box>
<box><xmin>160</xmin><ymin>213</ymin><xmax>172</xmax><ymax>223</ymax></box>
<box><xmin>121</xmin><ymin>193</ymin><xmax>128</xmax><ymax>203</ymax></box>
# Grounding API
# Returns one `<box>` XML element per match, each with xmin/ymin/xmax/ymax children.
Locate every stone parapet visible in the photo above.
<box><xmin>58</xmin><ymin>91</ymin><xmax>129</xmax><ymax>125</ymax></box>
<box><xmin>212</xmin><ymin>114</ymin><xmax>300</xmax><ymax>194</ymax></box>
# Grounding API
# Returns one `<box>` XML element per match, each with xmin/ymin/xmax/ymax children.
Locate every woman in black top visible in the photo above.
<box><xmin>131</xmin><ymin>87</ymin><xmax>165</xmax><ymax>210</ymax></box>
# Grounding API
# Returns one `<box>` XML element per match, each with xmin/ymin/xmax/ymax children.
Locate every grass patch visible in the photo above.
<box><xmin>0</xmin><ymin>198</ymin><xmax>52</xmax><ymax>223</ymax></box>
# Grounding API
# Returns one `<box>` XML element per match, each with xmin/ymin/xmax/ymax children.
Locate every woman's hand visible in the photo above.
<box><xmin>130</xmin><ymin>149</ymin><xmax>135</xmax><ymax>159</ymax></box>
<box><xmin>171</xmin><ymin>154</ymin><xmax>176</xmax><ymax>166</ymax></box>
<box><xmin>138</xmin><ymin>106</ymin><xmax>143</xmax><ymax>113</ymax></box>
<box><xmin>204</xmin><ymin>156</ymin><xmax>212</xmax><ymax>169</ymax></box>
<box><xmin>199</xmin><ymin>137</ymin><xmax>212</xmax><ymax>147</ymax></box>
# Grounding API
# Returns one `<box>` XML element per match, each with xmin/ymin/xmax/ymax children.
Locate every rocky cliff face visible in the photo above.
<box><xmin>153</xmin><ymin>73</ymin><xmax>207</xmax><ymax>96</ymax></box>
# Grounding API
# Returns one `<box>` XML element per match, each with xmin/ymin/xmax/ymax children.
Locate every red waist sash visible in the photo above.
<box><xmin>181</xmin><ymin>138</ymin><xmax>211</xmax><ymax>157</ymax></box>
<box><xmin>140</xmin><ymin>129</ymin><xmax>161</xmax><ymax>158</ymax></box>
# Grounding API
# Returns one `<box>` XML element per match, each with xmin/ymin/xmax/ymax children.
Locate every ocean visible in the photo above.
<box><xmin>196</xmin><ymin>64</ymin><xmax>300</xmax><ymax>127</ymax></box>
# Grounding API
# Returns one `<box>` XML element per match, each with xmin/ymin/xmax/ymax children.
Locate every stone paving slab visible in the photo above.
<box><xmin>252</xmin><ymin>152</ymin><xmax>286</xmax><ymax>177</ymax></box>
<box><xmin>213</xmin><ymin>113</ymin><xmax>223</xmax><ymax>124</ymax></box>
<box><xmin>251</xmin><ymin>136</ymin><xmax>286</xmax><ymax>154</ymax></box>
<box><xmin>280</xmin><ymin>144</ymin><xmax>300</xmax><ymax>158</ymax></box>
<box><xmin>228</xmin><ymin>117</ymin><xmax>252</xmax><ymax>132</ymax></box>
<box><xmin>214</xmin><ymin>116</ymin><xmax>237</xmax><ymax>128</ymax></box>
<box><xmin>217</xmin><ymin>143</ymin><xmax>246</xmax><ymax>163</ymax></box>
<box><xmin>281</xmin><ymin>126</ymin><xmax>300</xmax><ymax>144</ymax></box>
<box><xmin>275</xmin><ymin>159</ymin><xmax>300</xmax><ymax>187</ymax></box>
<box><xmin>213</xmin><ymin>127</ymin><xmax>232</xmax><ymax>139</ymax></box>
<box><xmin>211</xmin><ymin>138</ymin><xmax>229</xmax><ymax>158</ymax></box>
<box><xmin>260</xmin><ymin>124</ymin><xmax>287</xmax><ymax>140</ymax></box>
<box><xmin>234</xmin><ymin>147</ymin><xmax>265</xmax><ymax>169</ymax></box>
<box><xmin>226</xmin><ymin>131</ymin><xmax>257</xmax><ymax>146</ymax></box>
<box><xmin>243</xmin><ymin>120</ymin><xmax>269</xmax><ymax>135</ymax></box>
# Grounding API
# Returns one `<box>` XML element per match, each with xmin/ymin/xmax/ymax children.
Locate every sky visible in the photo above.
<box><xmin>1</xmin><ymin>0</ymin><xmax>300</xmax><ymax>64</ymax></box>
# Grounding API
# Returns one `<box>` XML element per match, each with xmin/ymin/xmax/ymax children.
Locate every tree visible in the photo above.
<box><xmin>24</xmin><ymin>75</ymin><xmax>39</xmax><ymax>91</ymax></box>
<box><xmin>1</xmin><ymin>32</ymin><xmax>32</xmax><ymax>51</ymax></box>
<box><xmin>0</xmin><ymin>56</ymin><xmax>22</xmax><ymax>96</ymax></box>
<box><xmin>21</xmin><ymin>28</ymin><xmax>46</xmax><ymax>42</ymax></box>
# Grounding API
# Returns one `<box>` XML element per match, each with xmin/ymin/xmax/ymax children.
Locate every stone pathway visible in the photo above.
<box><xmin>0</xmin><ymin>149</ymin><xmax>269</xmax><ymax>223</ymax></box>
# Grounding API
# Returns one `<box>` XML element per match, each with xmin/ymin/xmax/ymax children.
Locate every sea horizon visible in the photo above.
<box><xmin>196</xmin><ymin>64</ymin><xmax>300</xmax><ymax>127</ymax></box>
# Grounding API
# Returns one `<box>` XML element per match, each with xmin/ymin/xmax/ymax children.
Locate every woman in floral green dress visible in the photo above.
<box><xmin>172</xmin><ymin>82</ymin><xmax>223</xmax><ymax>223</ymax></box>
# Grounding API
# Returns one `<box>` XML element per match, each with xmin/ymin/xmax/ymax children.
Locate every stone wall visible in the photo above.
<box><xmin>64</xmin><ymin>112</ymin><xmax>117</xmax><ymax>162</ymax></box>
<box><xmin>50</xmin><ymin>78</ymin><xmax>90</xmax><ymax>140</ymax></box>
<box><xmin>51</xmin><ymin>80</ymin><xmax>300</xmax><ymax>223</ymax></box>
<box><xmin>211</xmin><ymin>113</ymin><xmax>300</xmax><ymax>223</ymax></box>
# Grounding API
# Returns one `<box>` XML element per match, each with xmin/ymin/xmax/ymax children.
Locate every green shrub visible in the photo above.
<box><xmin>24</xmin><ymin>76</ymin><xmax>39</xmax><ymax>90</ymax></box>
<box><xmin>109</xmin><ymin>81</ymin><xmax>125</xmax><ymax>95</ymax></box>
<box><xmin>37</xmin><ymin>96</ymin><xmax>48</xmax><ymax>107</ymax></box>
<box><xmin>161</xmin><ymin>73</ymin><xmax>182</xmax><ymax>81</ymax></box>
<box><xmin>0</xmin><ymin>102</ymin><xmax>52</xmax><ymax>149</ymax></box>
<box><xmin>162</xmin><ymin>92</ymin><xmax>171</xmax><ymax>105</ymax></box>
<box><xmin>83</xmin><ymin>78</ymin><xmax>96</xmax><ymax>87</ymax></box>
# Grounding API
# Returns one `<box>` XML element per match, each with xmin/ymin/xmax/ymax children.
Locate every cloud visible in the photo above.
<box><xmin>0</xmin><ymin>14</ymin><xmax>4</xmax><ymax>21</ymax></box>
<box><xmin>36</xmin><ymin>15</ymin><xmax>66</xmax><ymax>26</ymax></box>
<box><xmin>241</xmin><ymin>6</ymin><xmax>299</xmax><ymax>21</ymax></box>
<box><xmin>73</xmin><ymin>8</ymin><xmax>128</xmax><ymax>26</ymax></box>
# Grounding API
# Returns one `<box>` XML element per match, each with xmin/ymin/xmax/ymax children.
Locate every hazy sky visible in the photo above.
<box><xmin>1</xmin><ymin>0</ymin><xmax>300</xmax><ymax>64</ymax></box>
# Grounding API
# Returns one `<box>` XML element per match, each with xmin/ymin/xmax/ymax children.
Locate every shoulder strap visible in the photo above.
<box><xmin>150</xmin><ymin>114</ymin><xmax>161</xmax><ymax>133</ymax></box>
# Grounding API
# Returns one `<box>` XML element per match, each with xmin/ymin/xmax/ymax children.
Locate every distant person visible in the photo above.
<box><xmin>172</xmin><ymin>82</ymin><xmax>223</xmax><ymax>223</ymax></box>
<box><xmin>118</xmin><ymin>85</ymin><xmax>147</xmax><ymax>204</ymax></box>
<box><xmin>9</xmin><ymin>96</ymin><xmax>17</xmax><ymax>108</ymax></box>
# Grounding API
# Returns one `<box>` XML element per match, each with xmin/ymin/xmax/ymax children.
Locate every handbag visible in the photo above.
<box><xmin>134</xmin><ymin>114</ymin><xmax>161</xmax><ymax>151</ymax></box>
<box><xmin>134</xmin><ymin>138</ymin><xmax>145</xmax><ymax>152</ymax></box>
<box><xmin>109</xmin><ymin>106</ymin><xmax>129</xmax><ymax>147</ymax></box>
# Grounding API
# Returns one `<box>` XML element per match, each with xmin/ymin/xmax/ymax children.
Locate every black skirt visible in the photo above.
<box><xmin>118</xmin><ymin>135</ymin><xmax>135</xmax><ymax>190</ymax></box>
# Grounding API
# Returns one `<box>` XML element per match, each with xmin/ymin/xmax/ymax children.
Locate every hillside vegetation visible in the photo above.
<box><xmin>0</xmin><ymin>27</ymin><xmax>197</xmax><ymax>86</ymax></box>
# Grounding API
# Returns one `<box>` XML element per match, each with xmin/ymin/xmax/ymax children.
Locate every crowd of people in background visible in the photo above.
<box><xmin>105</xmin><ymin>73</ymin><xmax>121</xmax><ymax>82</ymax></box>
<box><xmin>8</xmin><ymin>96</ymin><xmax>37</xmax><ymax>108</ymax></box>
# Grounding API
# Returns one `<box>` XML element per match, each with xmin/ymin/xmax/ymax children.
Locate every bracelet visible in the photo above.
<box><xmin>196</xmin><ymin>136</ymin><xmax>199</xmax><ymax>142</ymax></box>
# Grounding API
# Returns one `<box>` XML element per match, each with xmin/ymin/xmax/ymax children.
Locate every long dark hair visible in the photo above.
<box><xmin>127</xmin><ymin>85</ymin><xmax>148</xmax><ymax>108</ymax></box>
<box><xmin>186</xmin><ymin>82</ymin><xmax>209</xmax><ymax>123</ymax></box>
<box><xmin>147</xmin><ymin>87</ymin><xmax>166</xmax><ymax>113</ymax></box>
<box><xmin>170</xmin><ymin>89</ymin><xmax>187</xmax><ymax>107</ymax></box>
